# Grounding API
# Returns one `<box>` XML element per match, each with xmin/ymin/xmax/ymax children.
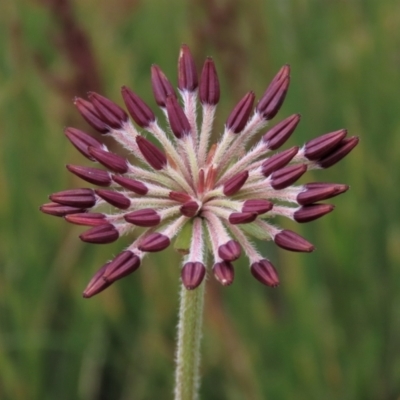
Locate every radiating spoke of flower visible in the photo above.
<box><xmin>40</xmin><ymin>45</ymin><xmax>359</xmax><ymax>298</ymax></box>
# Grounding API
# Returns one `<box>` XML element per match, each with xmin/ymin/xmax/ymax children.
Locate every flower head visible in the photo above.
<box><xmin>41</xmin><ymin>45</ymin><xmax>358</xmax><ymax>297</ymax></box>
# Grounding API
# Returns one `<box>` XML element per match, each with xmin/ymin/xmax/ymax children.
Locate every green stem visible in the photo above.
<box><xmin>174</xmin><ymin>281</ymin><xmax>205</xmax><ymax>400</ymax></box>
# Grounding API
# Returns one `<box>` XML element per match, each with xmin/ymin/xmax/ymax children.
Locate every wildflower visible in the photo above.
<box><xmin>40</xmin><ymin>44</ymin><xmax>358</xmax><ymax>298</ymax></box>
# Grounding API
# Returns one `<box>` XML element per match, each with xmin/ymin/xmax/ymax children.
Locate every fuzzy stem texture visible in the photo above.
<box><xmin>174</xmin><ymin>281</ymin><xmax>205</xmax><ymax>400</ymax></box>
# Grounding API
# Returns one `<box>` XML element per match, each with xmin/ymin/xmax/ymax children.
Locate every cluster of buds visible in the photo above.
<box><xmin>41</xmin><ymin>45</ymin><xmax>358</xmax><ymax>298</ymax></box>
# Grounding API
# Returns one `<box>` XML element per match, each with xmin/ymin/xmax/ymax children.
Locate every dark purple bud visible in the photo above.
<box><xmin>66</xmin><ymin>165</ymin><xmax>112</xmax><ymax>186</ymax></box>
<box><xmin>271</xmin><ymin>164</ymin><xmax>307</xmax><ymax>190</ymax></box>
<box><xmin>121</xmin><ymin>86</ymin><xmax>155</xmax><ymax>128</ymax></box>
<box><xmin>95</xmin><ymin>189</ymin><xmax>131</xmax><ymax>209</ymax></box>
<box><xmin>136</xmin><ymin>136</ymin><xmax>167</xmax><ymax>170</ymax></box>
<box><xmin>261</xmin><ymin>146</ymin><xmax>299</xmax><ymax>177</ymax></box>
<box><xmin>226</xmin><ymin>92</ymin><xmax>255</xmax><ymax>134</ymax></box>
<box><xmin>64</xmin><ymin>127</ymin><xmax>103</xmax><ymax>161</ymax></box>
<box><xmin>169</xmin><ymin>191</ymin><xmax>192</xmax><ymax>203</ymax></box>
<box><xmin>88</xmin><ymin>92</ymin><xmax>128</xmax><ymax>130</ymax></box>
<box><xmin>151</xmin><ymin>65</ymin><xmax>176</xmax><ymax>107</ymax></box>
<box><xmin>263</xmin><ymin>114</ymin><xmax>301</xmax><ymax>150</ymax></box>
<box><xmin>124</xmin><ymin>209</ymin><xmax>161</xmax><ymax>227</ymax></box>
<box><xmin>242</xmin><ymin>199</ymin><xmax>273</xmax><ymax>215</ymax></box>
<box><xmin>304</xmin><ymin>129</ymin><xmax>347</xmax><ymax>160</ymax></box>
<box><xmin>180</xmin><ymin>201</ymin><xmax>199</xmax><ymax>217</ymax></box>
<box><xmin>112</xmin><ymin>175</ymin><xmax>149</xmax><ymax>195</ymax></box>
<box><xmin>178</xmin><ymin>44</ymin><xmax>198</xmax><ymax>91</ymax></box>
<box><xmin>199</xmin><ymin>57</ymin><xmax>220</xmax><ymax>105</ymax></box>
<box><xmin>223</xmin><ymin>170</ymin><xmax>249</xmax><ymax>196</ymax></box>
<box><xmin>250</xmin><ymin>259</ymin><xmax>279</xmax><ymax>287</ymax></box>
<box><xmin>50</xmin><ymin>188</ymin><xmax>96</xmax><ymax>208</ymax></box>
<box><xmin>40</xmin><ymin>202</ymin><xmax>85</xmax><ymax>217</ymax></box>
<box><xmin>80</xmin><ymin>224</ymin><xmax>119</xmax><ymax>244</ymax></box>
<box><xmin>274</xmin><ymin>229</ymin><xmax>314</xmax><ymax>252</ymax></box>
<box><xmin>218</xmin><ymin>240</ymin><xmax>241</xmax><ymax>262</ymax></box>
<box><xmin>166</xmin><ymin>95</ymin><xmax>191</xmax><ymax>138</ymax></box>
<box><xmin>103</xmin><ymin>251</ymin><xmax>141</xmax><ymax>283</ymax></box>
<box><xmin>213</xmin><ymin>261</ymin><xmax>234</xmax><ymax>286</ymax></box>
<box><xmin>297</xmin><ymin>186</ymin><xmax>337</xmax><ymax>205</ymax></box>
<box><xmin>181</xmin><ymin>262</ymin><xmax>206</xmax><ymax>290</ymax></box>
<box><xmin>74</xmin><ymin>97</ymin><xmax>109</xmax><ymax>133</ymax></box>
<box><xmin>88</xmin><ymin>146</ymin><xmax>128</xmax><ymax>174</ymax></box>
<box><xmin>256</xmin><ymin>65</ymin><xmax>290</xmax><ymax>120</ymax></box>
<box><xmin>229</xmin><ymin>212</ymin><xmax>258</xmax><ymax>225</ymax></box>
<box><xmin>318</xmin><ymin>136</ymin><xmax>359</xmax><ymax>168</ymax></box>
<box><xmin>138</xmin><ymin>233</ymin><xmax>170</xmax><ymax>252</ymax></box>
<box><xmin>65</xmin><ymin>212</ymin><xmax>106</xmax><ymax>226</ymax></box>
<box><xmin>304</xmin><ymin>182</ymin><xmax>349</xmax><ymax>197</ymax></box>
<box><xmin>83</xmin><ymin>263</ymin><xmax>112</xmax><ymax>298</ymax></box>
<box><xmin>294</xmin><ymin>204</ymin><xmax>334</xmax><ymax>223</ymax></box>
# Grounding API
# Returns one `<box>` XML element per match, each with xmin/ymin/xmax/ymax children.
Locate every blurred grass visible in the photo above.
<box><xmin>1</xmin><ymin>0</ymin><xmax>400</xmax><ymax>399</ymax></box>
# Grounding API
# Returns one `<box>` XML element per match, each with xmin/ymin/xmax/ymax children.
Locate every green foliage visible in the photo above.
<box><xmin>1</xmin><ymin>0</ymin><xmax>399</xmax><ymax>398</ymax></box>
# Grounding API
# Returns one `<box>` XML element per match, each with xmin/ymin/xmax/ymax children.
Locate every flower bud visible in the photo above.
<box><xmin>218</xmin><ymin>240</ymin><xmax>241</xmax><ymax>261</ymax></box>
<box><xmin>250</xmin><ymin>259</ymin><xmax>279</xmax><ymax>287</ymax></box>
<box><xmin>181</xmin><ymin>262</ymin><xmax>206</xmax><ymax>290</ymax></box>
<box><xmin>274</xmin><ymin>229</ymin><xmax>314</xmax><ymax>252</ymax></box>
<box><xmin>213</xmin><ymin>261</ymin><xmax>234</xmax><ymax>286</ymax></box>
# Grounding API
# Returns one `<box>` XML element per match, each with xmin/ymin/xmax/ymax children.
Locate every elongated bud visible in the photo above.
<box><xmin>151</xmin><ymin>65</ymin><xmax>176</xmax><ymax>107</ymax></box>
<box><xmin>218</xmin><ymin>240</ymin><xmax>241</xmax><ymax>262</ymax></box>
<box><xmin>242</xmin><ymin>199</ymin><xmax>273</xmax><ymax>215</ymax></box>
<box><xmin>83</xmin><ymin>263</ymin><xmax>112</xmax><ymax>298</ymax></box>
<box><xmin>124</xmin><ymin>209</ymin><xmax>161</xmax><ymax>227</ymax></box>
<box><xmin>166</xmin><ymin>95</ymin><xmax>191</xmax><ymax>138</ymax></box>
<box><xmin>66</xmin><ymin>165</ymin><xmax>112</xmax><ymax>186</ymax></box>
<box><xmin>112</xmin><ymin>175</ymin><xmax>149</xmax><ymax>195</ymax></box>
<box><xmin>271</xmin><ymin>164</ymin><xmax>307</xmax><ymax>190</ymax></box>
<box><xmin>263</xmin><ymin>114</ymin><xmax>301</xmax><ymax>150</ymax></box>
<box><xmin>139</xmin><ymin>233</ymin><xmax>170</xmax><ymax>252</ymax></box>
<box><xmin>169</xmin><ymin>191</ymin><xmax>192</xmax><ymax>203</ymax></box>
<box><xmin>178</xmin><ymin>44</ymin><xmax>198</xmax><ymax>91</ymax></box>
<box><xmin>303</xmin><ymin>182</ymin><xmax>349</xmax><ymax>197</ymax></box>
<box><xmin>65</xmin><ymin>128</ymin><xmax>104</xmax><ymax>161</ymax></box>
<box><xmin>199</xmin><ymin>57</ymin><xmax>220</xmax><ymax>105</ymax></box>
<box><xmin>180</xmin><ymin>201</ymin><xmax>199</xmax><ymax>217</ymax></box>
<box><xmin>304</xmin><ymin>182</ymin><xmax>348</xmax><ymax>191</ymax></box>
<box><xmin>223</xmin><ymin>170</ymin><xmax>249</xmax><ymax>196</ymax></box>
<box><xmin>226</xmin><ymin>92</ymin><xmax>255</xmax><ymax>133</ymax></box>
<box><xmin>80</xmin><ymin>224</ymin><xmax>119</xmax><ymax>244</ymax></box>
<box><xmin>294</xmin><ymin>204</ymin><xmax>334</xmax><ymax>223</ymax></box>
<box><xmin>318</xmin><ymin>136</ymin><xmax>359</xmax><ymax>168</ymax></box>
<box><xmin>297</xmin><ymin>186</ymin><xmax>337</xmax><ymax>205</ymax></box>
<box><xmin>95</xmin><ymin>189</ymin><xmax>131</xmax><ymax>209</ymax></box>
<box><xmin>74</xmin><ymin>97</ymin><xmax>109</xmax><ymax>133</ymax></box>
<box><xmin>181</xmin><ymin>262</ymin><xmax>206</xmax><ymax>290</ymax></box>
<box><xmin>103</xmin><ymin>251</ymin><xmax>141</xmax><ymax>283</ymax></box>
<box><xmin>304</xmin><ymin>129</ymin><xmax>347</xmax><ymax>160</ymax></box>
<box><xmin>261</xmin><ymin>146</ymin><xmax>299</xmax><ymax>177</ymax></box>
<box><xmin>274</xmin><ymin>229</ymin><xmax>314</xmax><ymax>252</ymax></box>
<box><xmin>88</xmin><ymin>92</ymin><xmax>128</xmax><ymax>130</ymax></box>
<box><xmin>250</xmin><ymin>259</ymin><xmax>279</xmax><ymax>287</ymax></box>
<box><xmin>40</xmin><ymin>202</ymin><xmax>85</xmax><ymax>217</ymax></box>
<box><xmin>121</xmin><ymin>86</ymin><xmax>155</xmax><ymax>128</ymax></box>
<box><xmin>213</xmin><ymin>261</ymin><xmax>234</xmax><ymax>286</ymax></box>
<box><xmin>136</xmin><ymin>136</ymin><xmax>167</xmax><ymax>170</ymax></box>
<box><xmin>88</xmin><ymin>146</ymin><xmax>128</xmax><ymax>174</ymax></box>
<box><xmin>256</xmin><ymin>65</ymin><xmax>290</xmax><ymax>120</ymax></box>
<box><xmin>229</xmin><ymin>212</ymin><xmax>257</xmax><ymax>225</ymax></box>
<box><xmin>65</xmin><ymin>212</ymin><xmax>106</xmax><ymax>226</ymax></box>
<box><xmin>50</xmin><ymin>188</ymin><xmax>96</xmax><ymax>208</ymax></box>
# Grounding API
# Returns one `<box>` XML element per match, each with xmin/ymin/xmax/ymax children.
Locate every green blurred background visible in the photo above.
<box><xmin>1</xmin><ymin>0</ymin><xmax>400</xmax><ymax>399</ymax></box>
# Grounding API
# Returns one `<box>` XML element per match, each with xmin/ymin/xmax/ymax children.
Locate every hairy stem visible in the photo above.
<box><xmin>174</xmin><ymin>282</ymin><xmax>205</xmax><ymax>400</ymax></box>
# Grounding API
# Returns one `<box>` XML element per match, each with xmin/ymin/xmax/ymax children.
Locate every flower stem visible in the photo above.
<box><xmin>174</xmin><ymin>282</ymin><xmax>205</xmax><ymax>400</ymax></box>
